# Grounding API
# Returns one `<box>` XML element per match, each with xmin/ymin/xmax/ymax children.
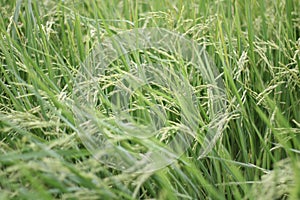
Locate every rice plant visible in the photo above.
<box><xmin>0</xmin><ymin>0</ymin><xmax>299</xmax><ymax>199</ymax></box>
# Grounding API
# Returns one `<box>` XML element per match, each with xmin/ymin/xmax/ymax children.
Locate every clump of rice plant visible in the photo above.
<box><xmin>0</xmin><ymin>0</ymin><xmax>299</xmax><ymax>199</ymax></box>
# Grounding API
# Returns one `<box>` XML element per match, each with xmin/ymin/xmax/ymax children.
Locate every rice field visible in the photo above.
<box><xmin>0</xmin><ymin>0</ymin><xmax>299</xmax><ymax>199</ymax></box>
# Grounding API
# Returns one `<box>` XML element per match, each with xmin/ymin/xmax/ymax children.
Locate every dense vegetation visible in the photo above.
<box><xmin>0</xmin><ymin>0</ymin><xmax>299</xmax><ymax>199</ymax></box>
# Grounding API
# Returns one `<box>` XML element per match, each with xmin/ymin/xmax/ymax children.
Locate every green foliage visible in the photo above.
<box><xmin>0</xmin><ymin>0</ymin><xmax>299</xmax><ymax>199</ymax></box>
